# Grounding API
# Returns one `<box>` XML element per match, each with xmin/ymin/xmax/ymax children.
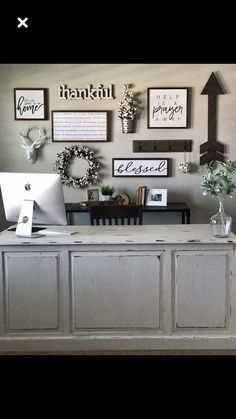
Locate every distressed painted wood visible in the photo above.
<box><xmin>173</xmin><ymin>251</ymin><xmax>229</xmax><ymax>329</ymax></box>
<box><xmin>0</xmin><ymin>224</ymin><xmax>236</xmax><ymax>351</ymax></box>
<box><xmin>3</xmin><ymin>252</ymin><xmax>61</xmax><ymax>331</ymax></box>
<box><xmin>71</xmin><ymin>251</ymin><xmax>162</xmax><ymax>330</ymax></box>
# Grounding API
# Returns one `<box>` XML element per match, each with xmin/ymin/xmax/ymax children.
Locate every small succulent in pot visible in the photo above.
<box><xmin>100</xmin><ymin>185</ymin><xmax>115</xmax><ymax>196</ymax></box>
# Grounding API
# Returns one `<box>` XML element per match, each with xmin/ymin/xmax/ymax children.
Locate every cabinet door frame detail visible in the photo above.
<box><xmin>172</xmin><ymin>250</ymin><xmax>231</xmax><ymax>331</ymax></box>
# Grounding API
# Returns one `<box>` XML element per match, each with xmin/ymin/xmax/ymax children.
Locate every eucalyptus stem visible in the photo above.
<box><xmin>218</xmin><ymin>197</ymin><xmax>226</xmax><ymax>236</ymax></box>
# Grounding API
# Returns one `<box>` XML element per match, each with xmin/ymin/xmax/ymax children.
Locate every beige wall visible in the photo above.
<box><xmin>0</xmin><ymin>63</ymin><xmax>236</xmax><ymax>229</ymax></box>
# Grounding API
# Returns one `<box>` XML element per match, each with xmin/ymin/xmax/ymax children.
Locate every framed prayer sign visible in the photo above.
<box><xmin>147</xmin><ymin>87</ymin><xmax>190</xmax><ymax>128</ymax></box>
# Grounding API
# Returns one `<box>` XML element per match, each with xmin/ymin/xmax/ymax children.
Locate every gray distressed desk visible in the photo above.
<box><xmin>0</xmin><ymin>224</ymin><xmax>235</xmax><ymax>352</ymax></box>
<box><xmin>65</xmin><ymin>202</ymin><xmax>191</xmax><ymax>225</ymax></box>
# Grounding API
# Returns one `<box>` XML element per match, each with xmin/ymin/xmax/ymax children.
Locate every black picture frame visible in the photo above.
<box><xmin>112</xmin><ymin>158</ymin><xmax>171</xmax><ymax>177</ymax></box>
<box><xmin>14</xmin><ymin>88</ymin><xmax>48</xmax><ymax>120</ymax></box>
<box><xmin>147</xmin><ymin>87</ymin><xmax>190</xmax><ymax>128</ymax></box>
<box><xmin>51</xmin><ymin>110</ymin><xmax>111</xmax><ymax>142</ymax></box>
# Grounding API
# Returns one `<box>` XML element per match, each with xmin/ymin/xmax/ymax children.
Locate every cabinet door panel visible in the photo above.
<box><xmin>71</xmin><ymin>252</ymin><xmax>163</xmax><ymax>330</ymax></box>
<box><xmin>4</xmin><ymin>252</ymin><xmax>61</xmax><ymax>331</ymax></box>
<box><xmin>173</xmin><ymin>251</ymin><xmax>230</xmax><ymax>329</ymax></box>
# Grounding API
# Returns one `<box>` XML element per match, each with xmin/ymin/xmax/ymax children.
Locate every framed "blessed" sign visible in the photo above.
<box><xmin>112</xmin><ymin>158</ymin><xmax>171</xmax><ymax>177</ymax></box>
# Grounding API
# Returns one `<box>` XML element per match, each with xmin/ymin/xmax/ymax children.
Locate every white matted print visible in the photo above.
<box><xmin>52</xmin><ymin>111</ymin><xmax>110</xmax><ymax>142</ymax></box>
<box><xmin>14</xmin><ymin>88</ymin><xmax>48</xmax><ymax>120</ymax></box>
<box><xmin>146</xmin><ymin>189</ymin><xmax>168</xmax><ymax>206</ymax></box>
<box><xmin>147</xmin><ymin>87</ymin><xmax>190</xmax><ymax>128</ymax></box>
<box><xmin>87</xmin><ymin>188</ymin><xmax>99</xmax><ymax>201</ymax></box>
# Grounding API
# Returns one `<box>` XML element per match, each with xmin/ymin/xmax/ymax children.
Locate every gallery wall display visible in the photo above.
<box><xmin>147</xmin><ymin>87</ymin><xmax>190</xmax><ymax>128</ymax></box>
<box><xmin>112</xmin><ymin>158</ymin><xmax>171</xmax><ymax>177</ymax></box>
<box><xmin>52</xmin><ymin>111</ymin><xmax>110</xmax><ymax>142</ymax></box>
<box><xmin>14</xmin><ymin>88</ymin><xmax>48</xmax><ymax>120</ymax></box>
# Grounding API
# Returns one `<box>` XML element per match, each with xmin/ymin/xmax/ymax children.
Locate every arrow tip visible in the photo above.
<box><xmin>201</xmin><ymin>72</ymin><xmax>225</xmax><ymax>95</ymax></box>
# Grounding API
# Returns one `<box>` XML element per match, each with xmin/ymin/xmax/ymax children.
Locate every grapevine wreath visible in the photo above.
<box><xmin>53</xmin><ymin>145</ymin><xmax>101</xmax><ymax>188</ymax></box>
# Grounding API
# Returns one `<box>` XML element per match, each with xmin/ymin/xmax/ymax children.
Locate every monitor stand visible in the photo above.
<box><xmin>15</xmin><ymin>200</ymin><xmax>45</xmax><ymax>238</ymax></box>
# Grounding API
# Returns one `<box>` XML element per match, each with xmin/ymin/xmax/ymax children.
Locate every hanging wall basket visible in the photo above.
<box><xmin>121</xmin><ymin>118</ymin><xmax>136</xmax><ymax>134</ymax></box>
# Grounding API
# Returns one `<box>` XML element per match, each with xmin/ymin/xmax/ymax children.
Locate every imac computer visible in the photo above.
<box><xmin>0</xmin><ymin>172</ymin><xmax>68</xmax><ymax>238</ymax></box>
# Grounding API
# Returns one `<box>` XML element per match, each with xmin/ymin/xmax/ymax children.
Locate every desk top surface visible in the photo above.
<box><xmin>65</xmin><ymin>202</ymin><xmax>190</xmax><ymax>212</ymax></box>
<box><xmin>0</xmin><ymin>224</ymin><xmax>235</xmax><ymax>246</ymax></box>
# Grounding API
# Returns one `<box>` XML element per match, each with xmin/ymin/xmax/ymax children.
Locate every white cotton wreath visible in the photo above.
<box><xmin>53</xmin><ymin>145</ymin><xmax>101</xmax><ymax>188</ymax></box>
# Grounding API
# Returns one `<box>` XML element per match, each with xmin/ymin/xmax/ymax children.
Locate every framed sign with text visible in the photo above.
<box><xmin>112</xmin><ymin>158</ymin><xmax>171</xmax><ymax>177</ymax></box>
<box><xmin>14</xmin><ymin>88</ymin><xmax>48</xmax><ymax>120</ymax></box>
<box><xmin>147</xmin><ymin>87</ymin><xmax>190</xmax><ymax>128</ymax></box>
<box><xmin>52</xmin><ymin>110</ymin><xmax>110</xmax><ymax>142</ymax></box>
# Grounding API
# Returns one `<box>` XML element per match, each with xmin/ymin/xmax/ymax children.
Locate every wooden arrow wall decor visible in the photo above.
<box><xmin>200</xmin><ymin>72</ymin><xmax>226</xmax><ymax>165</ymax></box>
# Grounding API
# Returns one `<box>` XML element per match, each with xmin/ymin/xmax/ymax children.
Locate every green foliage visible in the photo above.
<box><xmin>201</xmin><ymin>160</ymin><xmax>236</xmax><ymax>198</ymax></box>
<box><xmin>100</xmin><ymin>185</ymin><xmax>115</xmax><ymax>195</ymax></box>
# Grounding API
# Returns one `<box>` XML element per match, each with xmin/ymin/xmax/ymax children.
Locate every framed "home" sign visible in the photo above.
<box><xmin>14</xmin><ymin>88</ymin><xmax>48</xmax><ymax>120</ymax></box>
<box><xmin>112</xmin><ymin>158</ymin><xmax>171</xmax><ymax>177</ymax></box>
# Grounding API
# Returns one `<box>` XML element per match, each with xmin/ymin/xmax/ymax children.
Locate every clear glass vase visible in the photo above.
<box><xmin>210</xmin><ymin>198</ymin><xmax>232</xmax><ymax>238</ymax></box>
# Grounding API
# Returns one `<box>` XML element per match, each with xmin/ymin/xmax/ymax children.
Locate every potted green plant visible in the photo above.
<box><xmin>201</xmin><ymin>160</ymin><xmax>236</xmax><ymax>237</ymax></box>
<box><xmin>118</xmin><ymin>84</ymin><xmax>139</xmax><ymax>133</ymax></box>
<box><xmin>100</xmin><ymin>185</ymin><xmax>115</xmax><ymax>201</ymax></box>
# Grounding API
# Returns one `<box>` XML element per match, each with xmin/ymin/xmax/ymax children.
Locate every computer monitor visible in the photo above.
<box><xmin>0</xmin><ymin>172</ymin><xmax>67</xmax><ymax>238</ymax></box>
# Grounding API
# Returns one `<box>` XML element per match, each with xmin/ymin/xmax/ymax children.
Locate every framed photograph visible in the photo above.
<box><xmin>146</xmin><ymin>189</ymin><xmax>168</xmax><ymax>206</ymax></box>
<box><xmin>112</xmin><ymin>158</ymin><xmax>171</xmax><ymax>177</ymax></box>
<box><xmin>14</xmin><ymin>88</ymin><xmax>48</xmax><ymax>120</ymax></box>
<box><xmin>147</xmin><ymin>87</ymin><xmax>190</xmax><ymax>128</ymax></box>
<box><xmin>52</xmin><ymin>110</ymin><xmax>110</xmax><ymax>142</ymax></box>
<box><xmin>87</xmin><ymin>188</ymin><xmax>99</xmax><ymax>201</ymax></box>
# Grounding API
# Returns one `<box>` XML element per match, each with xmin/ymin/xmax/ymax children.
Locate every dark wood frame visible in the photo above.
<box><xmin>147</xmin><ymin>87</ymin><xmax>191</xmax><ymax>128</ymax></box>
<box><xmin>112</xmin><ymin>158</ymin><xmax>171</xmax><ymax>177</ymax></box>
<box><xmin>14</xmin><ymin>88</ymin><xmax>48</xmax><ymax>120</ymax></box>
<box><xmin>51</xmin><ymin>110</ymin><xmax>111</xmax><ymax>142</ymax></box>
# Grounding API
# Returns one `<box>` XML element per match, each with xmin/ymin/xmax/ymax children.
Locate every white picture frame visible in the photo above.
<box><xmin>146</xmin><ymin>189</ymin><xmax>168</xmax><ymax>206</ymax></box>
<box><xmin>87</xmin><ymin>188</ymin><xmax>100</xmax><ymax>201</ymax></box>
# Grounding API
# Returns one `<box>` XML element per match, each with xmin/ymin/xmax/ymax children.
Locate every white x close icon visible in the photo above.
<box><xmin>17</xmin><ymin>17</ymin><xmax>28</xmax><ymax>28</ymax></box>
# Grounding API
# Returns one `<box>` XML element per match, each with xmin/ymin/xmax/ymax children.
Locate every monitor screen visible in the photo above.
<box><xmin>0</xmin><ymin>172</ymin><xmax>67</xmax><ymax>237</ymax></box>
